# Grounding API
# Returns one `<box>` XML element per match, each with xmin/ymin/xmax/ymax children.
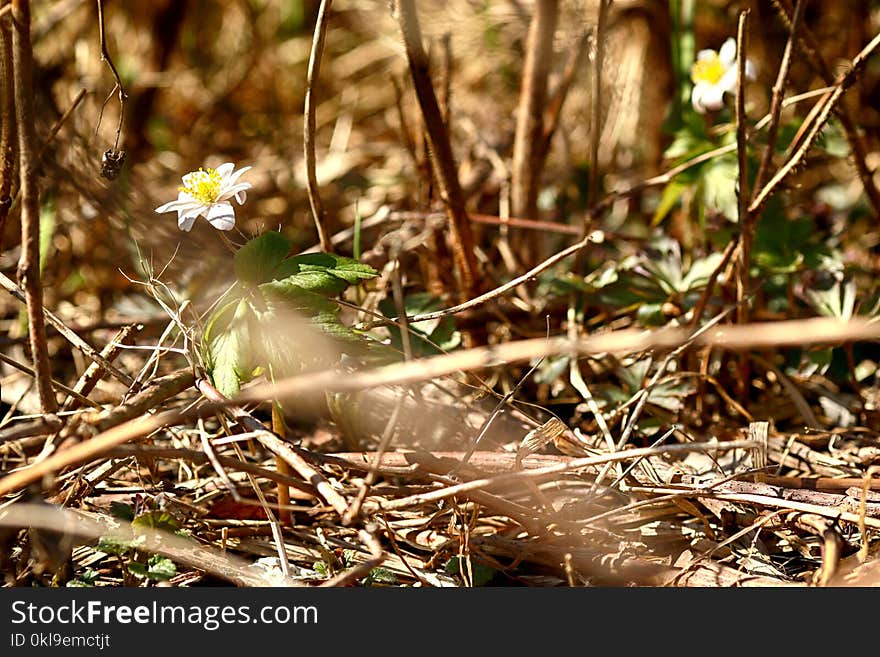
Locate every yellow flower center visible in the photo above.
<box><xmin>179</xmin><ymin>167</ymin><xmax>222</xmax><ymax>204</ymax></box>
<box><xmin>691</xmin><ymin>53</ymin><xmax>726</xmax><ymax>85</ymax></box>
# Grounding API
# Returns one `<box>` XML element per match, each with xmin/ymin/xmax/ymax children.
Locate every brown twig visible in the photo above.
<box><xmin>0</xmin><ymin>271</ymin><xmax>135</xmax><ymax>386</ymax></box>
<box><xmin>247</xmin><ymin>317</ymin><xmax>880</xmax><ymax>406</ymax></box>
<box><xmin>540</xmin><ymin>30</ymin><xmax>589</xmax><ymax>165</ymax></box>
<box><xmin>196</xmin><ymin>378</ymin><xmax>350</xmax><ymax>517</ymax></box>
<box><xmin>511</xmin><ymin>0</ymin><xmax>559</xmax><ymax>223</ymax></box>
<box><xmin>735</xmin><ymin>10</ymin><xmax>751</xmax><ymax>326</ymax></box>
<box><xmin>59</xmin><ymin>323</ymin><xmax>142</xmax><ymax>412</ymax></box>
<box><xmin>95</xmin><ymin>0</ymin><xmax>126</xmax><ymax>152</ymax></box>
<box><xmin>771</xmin><ymin>0</ymin><xmax>880</xmax><ymax>216</ymax></box>
<box><xmin>734</xmin><ymin>10</ymin><xmax>751</xmax><ymax>400</ymax></box>
<box><xmin>748</xmin><ymin>30</ymin><xmax>880</xmax><ymax>217</ymax></box>
<box><xmin>587</xmin><ymin>0</ymin><xmax>610</xmax><ymax>211</ymax></box>
<box><xmin>0</xmin><ymin>0</ymin><xmax>15</xmax><ymax>244</ymax></box>
<box><xmin>395</xmin><ymin>0</ymin><xmax>479</xmax><ymax>302</ymax></box>
<box><xmin>303</xmin><ymin>0</ymin><xmax>335</xmax><ymax>253</ymax></box>
<box><xmin>378</xmin><ymin>440</ymin><xmax>757</xmax><ymax>512</ymax></box>
<box><xmin>11</xmin><ymin>0</ymin><xmax>55</xmax><ymax>413</ymax></box>
<box><xmin>319</xmin><ymin>527</ymin><xmax>385</xmax><ymax>587</ymax></box>
<box><xmin>753</xmin><ymin>0</ymin><xmax>803</xmax><ymax>195</ymax></box>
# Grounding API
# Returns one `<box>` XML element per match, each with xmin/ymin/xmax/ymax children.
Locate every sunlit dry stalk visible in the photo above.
<box><xmin>395</xmin><ymin>0</ymin><xmax>479</xmax><ymax>302</ymax></box>
<box><xmin>587</xmin><ymin>0</ymin><xmax>609</xmax><ymax>213</ymax></box>
<box><xmin>378</xmin><ymin>440</ymin><xmax>757</xmax><ymax>512</ymax></box>
<box><xmin>319</xmin><ymin>527</ymin><xmax>385</xmax><ymax>587</ymax></box>
<box><xmin>0</xmin><ymin>271</ymin><xmax>134</xmax><ymax>386</ymax></box>
<box><xmin>304</xmin><ymin>0</ymin><xmax>335</xmax><ymax>253</ymax></box>
<box><xmin>735</xmin><ymin>11</ymin><xmax>750</xmax><ymax>325</ymax></box>
<box><xmin>734</xmin><ymin>11</ymin><xmax>751</xmax><ymax>399</ymax></box>
<box><xmin>196</xmin><ymin>378</ymin><xmax>350</xmax><ymax>517</ymax></box>
<box><xmin>749</xmin><ymin>30</ymin><xmax>880</xmax><ymax>217</ymax></box>
<box><xmin>11</xmin><ymin>0</ymin><xmax>56</xmax><ymax>413</ymax></box>
<box><xmin>753</xmin><ymin>0</ymin><xmax>804</xmax><ymax>194</ymax></box>
<box><xmin>771</xmin><ymin>0</ymin><xmax>880</xmax><ymax>216</ymax></box>
<box><xmin>0</xmin><ymin>503</ymin><xmax>292</xmax><ymax>586</ymax></box>
<box><xmin>247</xmin><ymin>316</ymin><xmax>880</xmax><ymax>406</ymax></box>
<box><xmin>511</xmin><ymin>0</ymin><xmax>558</xmax><ymax>224</ymax></box>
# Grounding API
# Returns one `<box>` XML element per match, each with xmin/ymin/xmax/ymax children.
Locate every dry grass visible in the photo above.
<box><xmin>1</xmin><ymin>0</ymin><xmax>879</xmax><ymax>588</ymax></box>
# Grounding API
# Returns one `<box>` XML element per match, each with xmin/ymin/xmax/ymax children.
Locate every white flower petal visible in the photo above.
<box><xmin>205</xmin><ymin>202</ymin><xmax>236</xmax><ymax>231</ymax></box>
<box><xmin>696</xmin><ymin>49</ymin><xmax>716</xmax><ymax>61</ymax></box>
<box><xmin>215</xmin><ymin>162</ymin><xmax>236</xmax><ymax>178</ymax></box>
<box><xmin>220</xmin><ymin>182</ymin><xmax>252</xmax><ymax>201</ymax></box>
<box><xmin>720</xmin><ymin>68</ymin><xmax>739</xmax><ymax>94</ymax></box>
<box><xmin>156</xmin><ymin>193</ymin><xmax>199</xmax><ymax>214</ymax></box>
<box><xmin>719</xmin><ymin>38</ymin><xmax>737</xmax><ymax>66</ymax></box>
<box><xmin>697</xmin><ymin>84</ymin><xmax>725</xmax><ymax>111</ymax></box>
<box><xmin>178</xmin><ymin>214</ymin><xmax>198</xmax><ymax>232</ymax></box>
<box><xmin>235</xmin><ymin>190</ymin><xmax>247</xmax><ymax>204</ymax></box>
<box><xmin>224</xmin><ymin>165</ymin><xmax>252</xmax><ymax>187</ymax></box>
<box><xmin>745</xmin><ymin>60</ymin><xmax>756</xmax><ymax>80</ymax></box>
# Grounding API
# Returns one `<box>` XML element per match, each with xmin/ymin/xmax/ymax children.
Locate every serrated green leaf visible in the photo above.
<box><xmin>97</xmin><ymin>536</ymin><xmax>135</xmax><ymax>556</ymax></box>
<box><xmin>276</xmin><ymin>252</ymin><xmax>378</xmax><ymax>285</ymax></box>
<box><xmin>234</xmin><ymin>231</ymin><xmax>292</xmax><ymax>285</ymax></box>
<box><xmin>266</xmin><ymin>270</ymin><xmax>348</xmax><ymax>296</ymax></box>
<box><xmin>144</xmin><ymin>555</ymin><xmax>177</xmax><ymax>581</ymax></box>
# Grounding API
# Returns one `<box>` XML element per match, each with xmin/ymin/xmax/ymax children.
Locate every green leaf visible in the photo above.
<box><xmin>67</xmin><ymin>569</ymin><xmax>100</xmax><ymax>587</ymax></box>
<box><xmin>275</xmin><ymin>252</ymin><xmax>378</xmax><ymax>286</ymax></box>
<box><xmin>234</xmin><ymin>231</ymin><xmax>292</xmax><ymax>285</ymax></box>
<box><xmin>264</xmin><ymin>270</ymin><xmax>347</xmax><ymax>297</ymax></box>
<box><xmin>131</xmin><ymin>555</ymin><xmax>177</xmax><ymax>581</ymax></box>
<box><xmin>699</xmin><ymin>155</ymin><xmax>738</xmax><ymax>221</ymax></box>
<box><xmin>132</xmin><ymin>511</ymin><xmax>179</xmax><ymax>533</ymax></box>
<box><xmin>97</xmin><ymin>536</ymin><xmax>134</xmax><ymax>556</ymax></box>
<box><xmin>205</xmin><ymin>299</ymin><xmax>254</xmax><ymax>397</ymax></box>
<box><xmin>651</xmin><ymin>180</ymin><xmax>687</xmax><ymax>226</ymax></box>
<box><xmin>109</xmin><ymin>501</ymin><xmax>134</xmax><ymax>521</ymax></box>
<box><xmin>444</xmin><ymin>556</ymin><xmax>497</xmax><ymax>586</ymax></box>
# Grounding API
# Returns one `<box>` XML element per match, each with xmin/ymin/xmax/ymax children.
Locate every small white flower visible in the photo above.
<box><xmin>155</xmin><ymin>162</ymin><xmax>252</xmax><ymax>232</ymax></box>
<box><xmin>690</xmin><ymin>38</ymin><xmax>755</xmax><ymax>114</ymax></box>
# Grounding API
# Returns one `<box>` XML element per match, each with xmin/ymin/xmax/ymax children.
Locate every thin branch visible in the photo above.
<box><xmin>395</xmin><ymin>0</ymin><xmax>479</xmax><ymax>302</ymax></box>
<box><xmin>771</xmin><ymin>0</ymin><xmax>880</xmax><ymax>216</ymax></box>
<box><xmin>11</xmin><ymin>0</ymin><xmax>56</xmax><ymax>412</ymax></box>
<box><xmin>753</xmin><ymin>0</ymin><xmax>803</xmax><ymax>194</ymax></box>
<box><xmin>511</xmin><ymin>0</ymin><xmax>559</xmax><ymax>221</ymax></box>
<box><xmin>304</xmin><ymin>0</ymin><xmax>335</xmax><ymax>253</ymax></box>
<box><xmin>0</xmin><ymin>0</ymin><xmax>15</xmax><ymax>243</ymax></box>
<box><xmin>0</xmin><ymin>271</ymin><xmax>135</xmax><ymax>386</ymax></box>
<box><xmin>245</xmin><ymin>317</ymin><xmax>880</xmax><ymax>406</ymax></box>
<box><xmin>748</xmin><ymin>30</ymin><xmax>880</xmax><ymax>216</ymax></box>
<box><xmin>587</xmin><ymin>0</ymin><xmax>610</xmax><ymax>211</ymax></box>
<box><xmin>735</xmin><ymin>10</ymin><xmax>751</xmax><ymax>331</ymax></box>
<box><xmin>540</xmin><ymin>30</ymin><xmax>589</xmax><ymax>164</ymax></box>
<box><xmin>378</xmin><ymin>440</ymin><xmax>757</xmax><ymax>512</ymax></box>
<box><xmin>95</xmin><ymin>0</ymin><xmax>126</xmax><ymax>151</ymax></box>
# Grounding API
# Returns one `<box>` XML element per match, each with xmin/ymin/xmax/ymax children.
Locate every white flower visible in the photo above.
<box><xmin>155</xmin><ymin>162</ymin><xmax>252</xmax><ymax>232</ymax></box>
<box><xmin>690</xmin><ymin>38</ymin><xmax>755</xmax><ymax>114</ymax></box>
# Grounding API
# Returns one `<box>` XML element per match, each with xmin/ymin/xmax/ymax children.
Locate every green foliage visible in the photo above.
<box><xmin>66</xmin><ymin>569</ymin><xmax>100</xmax><ymax>588</ymax></box>
<box><xmin>379</xmin><ymin>293</ymin><xmax>461</xmax><ymax>356</ymax></box>
<box><xmin>128</xmin><ymin>555</ymin><xmax>177</xmax><ymax>582</ymax></box>
<box><xmin>205</xmin><ymin>231</ymin><xmax>379</xmax><ymax>397</ymax></box>
<box><xmin>444</xmin><ymin>556</ymin><xmax>498</xmax><ymax>586</ymax></box>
